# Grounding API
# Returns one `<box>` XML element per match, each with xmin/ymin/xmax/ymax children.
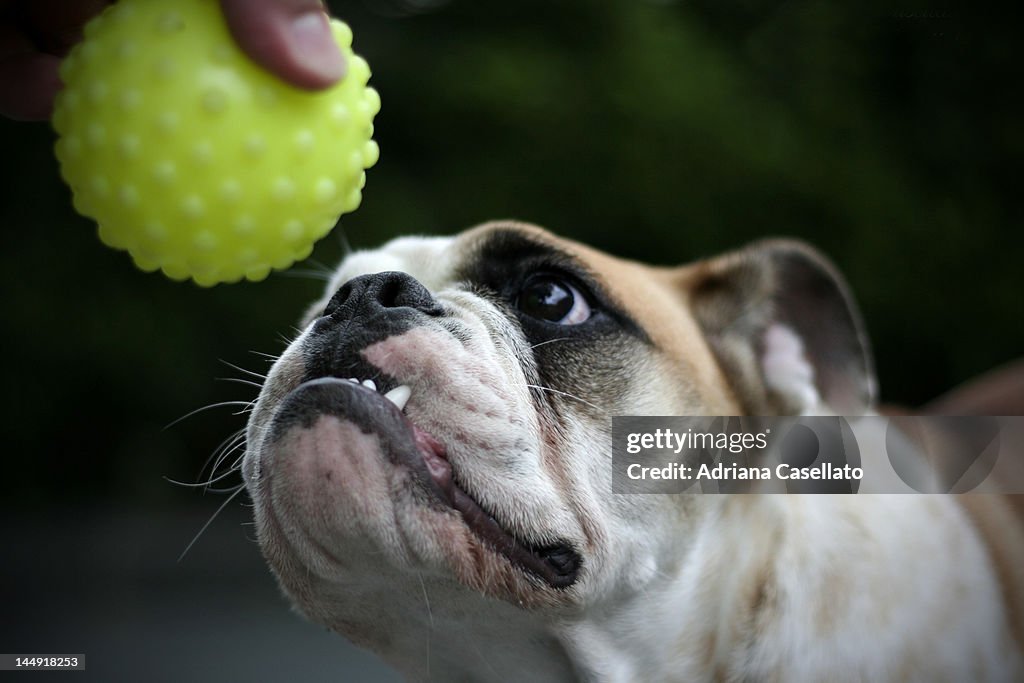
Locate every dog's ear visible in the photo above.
<box><xmin>680</xmin><ymin>239</ymin><xmax>876</xmax><ymax>414</ymax></box>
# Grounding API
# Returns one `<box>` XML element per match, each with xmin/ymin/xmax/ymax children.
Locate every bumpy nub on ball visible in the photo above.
<box><xmin>52</xmin><ymin>0</ymin><xmax>380</xmax><ymax>286</ymax></box>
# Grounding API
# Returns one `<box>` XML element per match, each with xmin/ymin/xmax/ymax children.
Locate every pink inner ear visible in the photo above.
<box><xmin>762</xmin><ymin>323</ymin><xmax>821</xmax><ymax>412</ymax></box>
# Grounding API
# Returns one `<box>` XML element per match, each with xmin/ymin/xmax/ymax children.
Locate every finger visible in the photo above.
<box><xmin>0</xmin><ymin>20</ymin><xmax>61</xmax><ymax>120</ymax></box>
<box><xmin>24</xmin><ymin>0</ymin><xmax>112</xmax><ymax>55</ymax></box>
<box><xmin>0</xmin><ymin>51</ymin><xmax>61</xmax><ymax>121</ymax></box>
<box><xmin>0</xmin><ymin>0</ymin><xmax>110</xmax><ymax>120</ymax></box>
<box><xmin>219</xmin><ymin>0</ymin><xmax>345</xmax><ymax>90</ymax></box>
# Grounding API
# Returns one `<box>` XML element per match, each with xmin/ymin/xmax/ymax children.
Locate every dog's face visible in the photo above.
<box><xmin>242</xmin><ymin>221</ymin><xmax>874</xmax><ymax>670</ymax></box>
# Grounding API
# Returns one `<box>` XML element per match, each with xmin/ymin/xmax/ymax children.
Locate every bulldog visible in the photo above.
<box><xmin>242</xmin><ymin>221</ymin><xmax>1024</xmax><ymax>682</ymax></box>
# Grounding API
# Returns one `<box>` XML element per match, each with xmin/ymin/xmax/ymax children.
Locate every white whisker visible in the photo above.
<box><xmin>335</xmin><ymin>228</ymin><xmax>353</xmax><ymax>258</ymax></box>
<box><xmin>177</xmin><ymin>484</ymin><xmax>247</xmax><ymax>563</ymax></box>
<box><xmin>418</xmin><ymin>573</ymin><xmax>433</xmax><ymax>676</ymax></box>
<box><xmin>524</xmin><ymin>384</ymin><xmax>602</xmax><ymax>411</ymax></box>
<box><xmin>278</xmin><ymin>269</ymin><xmax>333</xmax><ymax>282</ymax></box>
<box><xmin>219</xmin><ymin>359</ymin><xmax>267</xmax><ymax>381</ymax></box>
<box><xmin>529</xmin><ymin>337</ymin><xmax>573</xmax><ymax>350</ymax></box>
<box><xmin>164</xmin><ymin>467</ymin><xmax>240</xmax><ymax>489</ymax></box>
<box><xmin>417</xmin><ymin>573</ymin><xmax>434</xmax><ymax>629</ymax></box>
<box><xmin>164</xmin><ymin>401</ymin><xmax>253</xmax><ymax>430</ymax></box>
<box><xmin>208</xmin><ymin>434</ymin><xmax>248</xmax><ymax>478</ymax></box>
<box><xmin>203</xmin><ymin>483</ymin><xmax>246</xmax><ymax>494</ymax></box>
<box><xmin>216</xmin><ymin>376</ymin><xmax>263</xmax><ymax>390</ymax></box>
<box><xmin>306</xmin><ymin>257</ymin><xmax>337</xmax><ymax>275</ymax></box>
<box><xmin>195</xmin><ymin>425</ymin><xmax>246</xmax><ymax>477</ymax></box>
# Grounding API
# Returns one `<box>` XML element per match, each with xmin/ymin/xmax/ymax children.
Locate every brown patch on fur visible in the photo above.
<box><xmin>710</xmin><ymin>498</ymin><xmax>785</xmax><ymax>683</ymax></box>
<box><xmin>733</xmin><ymin>560</ymin><xmax>779</xmax><ymax>653</ymax></box>
<box><xmin>750</xmin><ymin>566</ymin><xmax>776</xmax><ymax>617</ymax></box>
<box><xmin>700</xmin><ymin>629</ymin><xmax>718</xmax><ymax>670</ymax></box>
<box><xmin>958</xmin><ymin>494</ymin><xmax>1024</xmax><ymax>649</ymax></box>
<box><xmin>927</xmin><ymin>359</ymin><xmax>1024</xmax><ymax>416</ymax></box>
<box><xmin>812</xmin><ymin>567</ymin><xmax>847</xmax><ymax>635</ymax></box>
<box><xmin>463</xmin><ymin>221</ymin><xmax>746</xmax><ymax>413</ymax></box>
<box><xmin>896</xmin><ymin>652</ymin><xmax>925</xmax><ymax>683</ymax></box>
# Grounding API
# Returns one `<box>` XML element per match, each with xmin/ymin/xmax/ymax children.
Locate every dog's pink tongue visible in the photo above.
<box><xmin>413</xmin><ymin>425</ymin><xmax>453</xmax><ymax>497</ymax></box>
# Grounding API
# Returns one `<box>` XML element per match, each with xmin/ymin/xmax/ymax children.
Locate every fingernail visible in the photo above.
<box><xmin>288</xmin><ymin>11</ymin><xmax>346</xmax><ymax>86</ymax></box>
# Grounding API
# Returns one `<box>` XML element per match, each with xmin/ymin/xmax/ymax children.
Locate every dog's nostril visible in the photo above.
<box><xmin>372</xmin><ymin>272</ymin><xmax>441</xmax><ymax>314</ymax></box>
<box><xmin>377</xmin><ymin>276</ymin><xmax>407</xmax><ymax>308</ymax></box>
<box><xmin>321</xmin><ymin>279</ymin><xmax>356</xmax><ymax>318</ymax></box>
<box><xmin>321</xmin><ymin>271</ymin><xmax>440</xmax><ymax>320</ymax></box>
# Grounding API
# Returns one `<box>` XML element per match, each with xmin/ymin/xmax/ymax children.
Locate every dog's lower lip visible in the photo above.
<box><xmin>414</xmin><ymin>425</ymin><xmax>455</xmax><ymax>501</ymax></box>
<box><xmin>406</xmin><ymin>414</ymin><xmax>581</xmax><ymax>589</ymax></box>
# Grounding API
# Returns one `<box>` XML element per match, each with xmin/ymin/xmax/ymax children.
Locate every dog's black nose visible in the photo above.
<box><xmin>304</xmin><ymin>272</ymin><xmax>443</xmax><ymax>385</ymax></box>
<box><xmin>321</xmin><ymin>271</ymin><xmax>442</xmax><ymax>321</ymax></box>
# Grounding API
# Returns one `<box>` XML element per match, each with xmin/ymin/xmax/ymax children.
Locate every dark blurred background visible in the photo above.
<box><xmin>2</xmin><ymin>1</ymin><xmax>1021</xmax><ymax>680</ymax></box>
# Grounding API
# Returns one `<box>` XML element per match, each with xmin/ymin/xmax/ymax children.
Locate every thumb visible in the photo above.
<box><xmin>219</xmin><ymin>0</ymin><xmax>345</xmax><ymax>90</ymax></box>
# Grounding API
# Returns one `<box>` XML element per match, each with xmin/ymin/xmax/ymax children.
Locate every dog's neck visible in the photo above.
<box><xmin>330</xmin><ymin>576</ymin><xmax>582</xmax><ymax>681</ymax></box>
<box><xmin>374</xmin><ymin>499</ymin><xmax>755</xmax><ymax>682</ymax></box>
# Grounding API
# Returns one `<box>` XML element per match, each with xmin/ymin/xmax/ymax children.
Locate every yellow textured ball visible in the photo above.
<box><xmin>52</xmin><ymin>0</ymin><xmax>380</xmax><ymax>286</ymax></box>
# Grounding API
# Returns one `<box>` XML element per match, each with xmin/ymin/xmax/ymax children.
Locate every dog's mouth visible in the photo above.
<box><xmin>270</xmin><ymin>376</ymin><xmax>581</xmax><ymax>590</ymax></box>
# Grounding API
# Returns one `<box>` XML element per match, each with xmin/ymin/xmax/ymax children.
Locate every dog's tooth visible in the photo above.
<box><xmin>383</xmin><ymin>385</ymin><xmax>411</xmax><ymax>411</ymax></box>
<box><xmin>362</xmin><ymin>379</ymin><xmax>377</xmax><ymax>391</ymax></box>
<box><xmin>347</xmin><ymin>378</ymin><xmax>359</xmax><ymax>384</ymax></box>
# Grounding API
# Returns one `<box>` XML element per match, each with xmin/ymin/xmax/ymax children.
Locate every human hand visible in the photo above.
<box><xmin>0</xmin><ymin>0</ymin><xmax>345</xmax><ymax>121</ymax></box>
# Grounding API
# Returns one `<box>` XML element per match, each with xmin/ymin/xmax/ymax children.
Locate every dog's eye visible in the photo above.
<box><xmin>517</xmin><ymin>277</ymin><xmax>592</xmax><ymax>325</ymax></box>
